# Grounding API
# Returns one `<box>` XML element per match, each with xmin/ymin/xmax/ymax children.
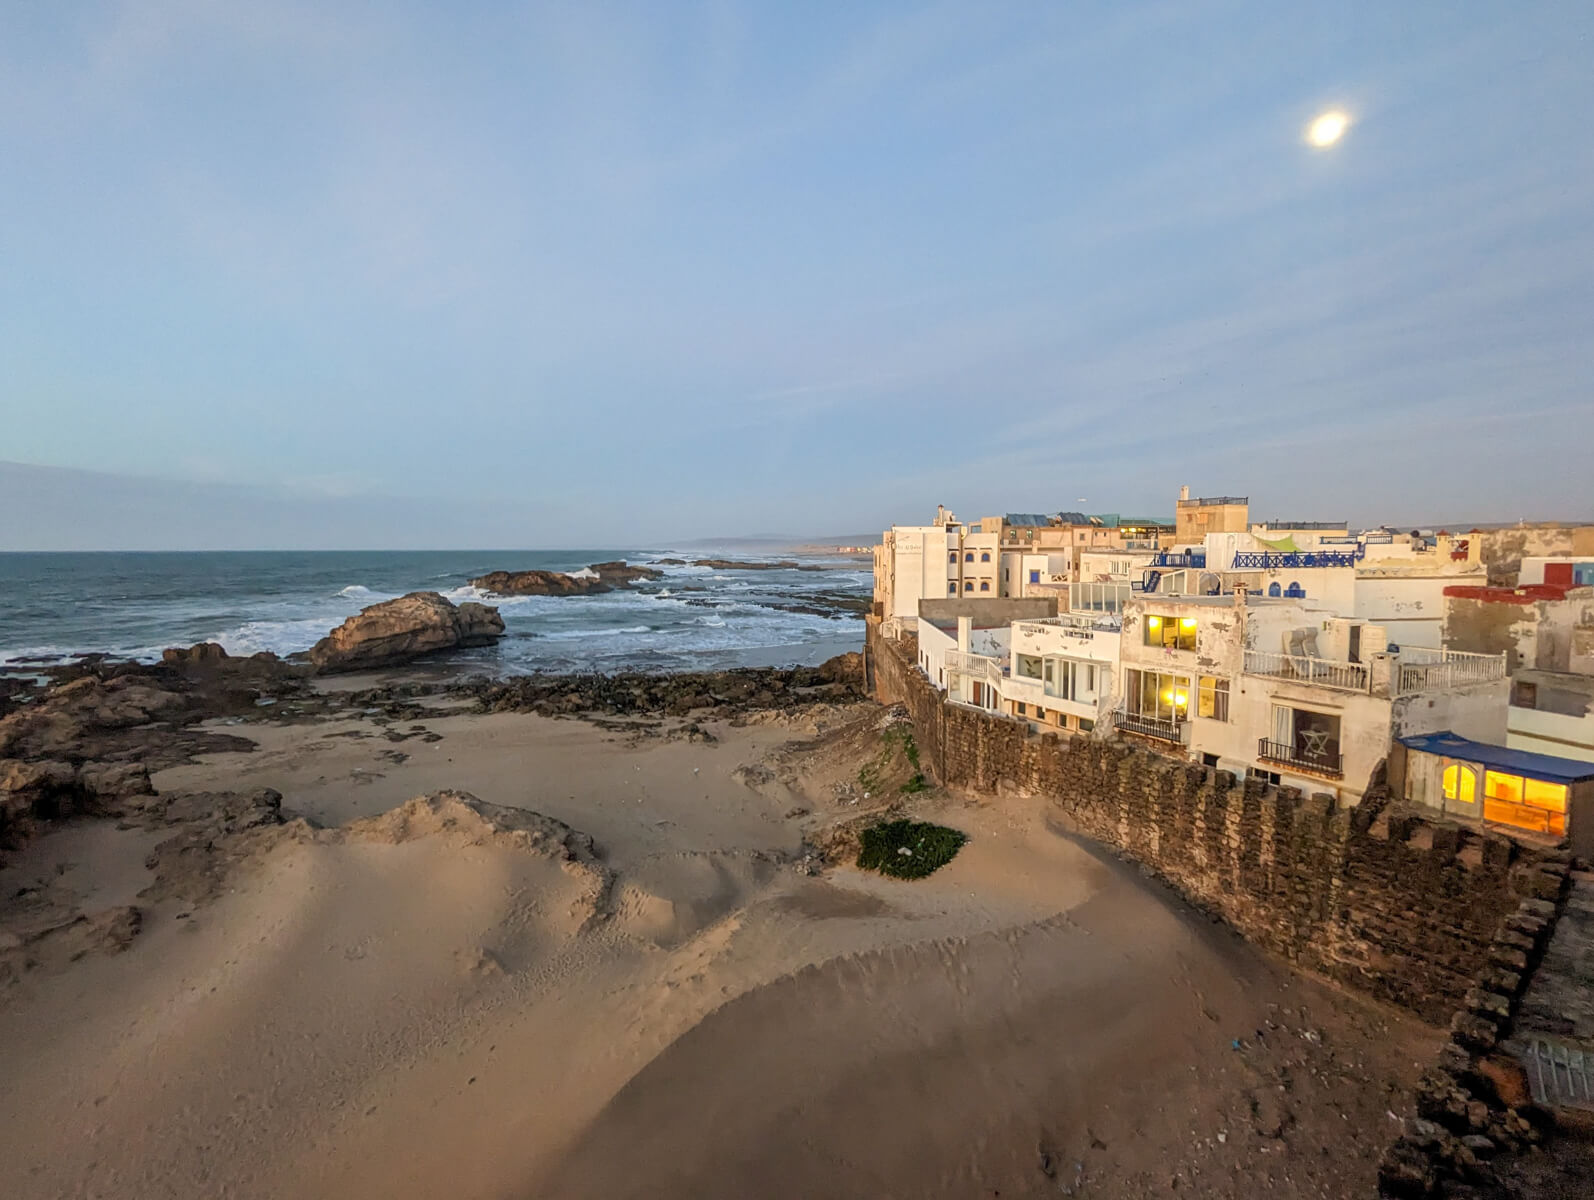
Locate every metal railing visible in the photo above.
<box><xmin>1257</xmin><ymin>738</ymin><xmax>1343</xmax><ymax>778</ymax></box>
<box><xmin>1151</xmin><ymin>552</ymin><xmax>1207</xmax><ymax>569</ymax></box>
<box><xmin>1231</xmin><ymin>550</ymin><xmax>1360</xmax><ymax>569</ymax></box>
<box><xmin>1396</xmin><ymin>650</ymin><xmax>1506</xmax><ymax>694</ymax></box>
<box><xmin>1243</xmin><ymin>650</ymin><xmax>1370</xmax><ymax>692</ymax></box>
<box><xmin>1114</xmin><ymin>711</ymin><xmax>1190</xmax><ymax>744</ymax></box>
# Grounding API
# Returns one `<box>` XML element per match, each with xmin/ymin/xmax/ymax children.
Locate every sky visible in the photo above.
<box><xmin>2</xmin><ymin>0</ymin><xmax>1592</xmax><ymax>550</ymax></box>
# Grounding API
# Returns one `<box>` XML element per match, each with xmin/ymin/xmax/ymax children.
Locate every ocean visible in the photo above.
<box><xmin>0</xmin><ymin>550</ymin><xmax>870</xmax><ymax>675</ymax></box>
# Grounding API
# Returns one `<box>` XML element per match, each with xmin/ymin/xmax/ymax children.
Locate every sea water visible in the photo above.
<box><xmin>0</xmin><ymin>550</ymin><xmax>869</xmax><ymax>675</ymax></box>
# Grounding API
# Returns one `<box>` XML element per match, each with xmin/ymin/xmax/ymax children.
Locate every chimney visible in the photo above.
<box><xmin>1233</xmin><ymin>582</ymin><xmax>1248</xmax><ymax>609</ymax></box>
<box><xmin>1179</xmin><ymin>485</ymin><xmax>1190</xmax><ymax>502</ymax></box>
<box><xmin>957</xmin><ymin>615</ymin><xmax>971</xmax><ymax>652</ymax></box>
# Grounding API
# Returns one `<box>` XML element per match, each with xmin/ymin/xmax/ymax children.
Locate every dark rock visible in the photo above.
<box><xmin>471</xmin><ymin>569</ymin><xmax>611</xmax><ymax>596</ymax></box>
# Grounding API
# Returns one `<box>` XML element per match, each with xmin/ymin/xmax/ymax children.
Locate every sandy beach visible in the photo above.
<box><xmin>0</xmin><ymin>685</ymin><xmax>1439</xmax><ymax>1199</ymax></box>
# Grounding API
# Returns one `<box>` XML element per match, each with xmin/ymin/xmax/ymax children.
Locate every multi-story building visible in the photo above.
<box><xmin>1443</xmin><ymin>576</ymin><xmax>1594</xmax><ymax>764</ymax></box>
<box><xmin>1174</xmin><ymin>488</ymin><xmax>1249</xmax><ymax>543</ymax></box>
<box><xmin>1111</xmin><ymin>589</ymin><xmax>1508</xmax><ymax>805</ymax></box>
<box><xmin>1001</xmin><ymin>613</ymin><xmax>1121</xmax><ymax>734</ymax></box>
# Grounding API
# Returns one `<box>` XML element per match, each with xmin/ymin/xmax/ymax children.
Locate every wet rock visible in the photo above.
<box><xmin>310</xmin><ymin>592</ymin><xmax>504</xmax><ymax>673</ymax></box>
<box><xmin>470</xmin><ymin>569</ymin><xmax>612</xmax><ymax>596</ymax></box>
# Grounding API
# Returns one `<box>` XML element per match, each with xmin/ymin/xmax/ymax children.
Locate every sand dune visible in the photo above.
<box><xmin>0</xmin><ymin>704</ymin><xmax>1436</xmax><ymax>1199</ymax></box>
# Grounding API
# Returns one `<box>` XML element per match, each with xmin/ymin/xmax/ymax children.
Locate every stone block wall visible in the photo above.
<box><xmin>867</xmin><ymin>619</ymin><xmax>1551</xmax><ymax>1018</ymax></box>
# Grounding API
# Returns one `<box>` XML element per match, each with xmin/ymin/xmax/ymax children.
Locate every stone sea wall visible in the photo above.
<box><xmin>867</xmin><ymin>619</ymin><xmax>1553</xmax><ymax>1017</ymax></box>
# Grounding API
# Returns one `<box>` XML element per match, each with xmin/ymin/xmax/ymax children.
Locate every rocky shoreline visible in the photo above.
<box><xmin>0</xmin><ymin>637</ymin><xmax>865</xmax><ymax>857</ymax></box>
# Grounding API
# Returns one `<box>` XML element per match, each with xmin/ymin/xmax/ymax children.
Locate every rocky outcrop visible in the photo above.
<box><xmin>587</xmin><ymin>560</ymin><xmax>663</xmax><ymax>585</ymax></box>
<box><xmin>686</xmin><ymin>558</ymin><xmax>828</xmax><ymax>572</ymax></box>
<box><xmin>470</xmin><ymin>560</ymin><xmax>661</xmax><ymax>596</ymax></box>
<box><xmin>456</xmin><ymin>653</ymin><xmax>865</xmax><ymax>719</ymax></box>
<box><xmin>470</xmin><ymin>570</ymin><xmax>611</xmax><ymax>596</ymax></box>
<box><xmin>310</xmin><ymin>592</ymin><xmax>504</xmax><ymax>674</ymax></box>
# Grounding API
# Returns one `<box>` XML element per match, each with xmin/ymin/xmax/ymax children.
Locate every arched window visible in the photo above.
<box><xmin>964</xmin><ymin>581</ymin><xmax>974</xmax><ymax>591</ymax></box>
<box><xmin>965</xmin><ymin>552</ymin><xmax>974</xmax><ymax>562</ymax></box>
<box><xmin>979</xmin><ymin>581</ymin><xmax>990</xmax><ymax>591</ymax></box>
<box><xmin>1442</xmin><ymin>763</ymin><xmax>1477</xmax><ymax>805</ymax></box>
<box><xmin>980</xmin><ymin>552</ymin><xmax>990</xmax><ymax>562</ymax></box>
<box><xmin>1267</xmin><ymin>582</ymin><xmax>1282</xmax><ymax>597</ymax></box>
<box><xmin>947</xmin><ymin>582</ymin><xmax>956</xmax><ymax>594</ymax></box>
<box><xmin>1285</xmin><ymin>581</ymin><xmax>1305</xmax><ymax>598</ymax></box>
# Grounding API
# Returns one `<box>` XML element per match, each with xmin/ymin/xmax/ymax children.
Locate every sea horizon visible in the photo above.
<box><xmin>0</xmin><ymin>548</ymin><xmax>869</xmax><ymax>675</ymax></box>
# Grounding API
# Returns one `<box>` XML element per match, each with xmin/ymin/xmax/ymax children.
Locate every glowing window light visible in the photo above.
<box><xmin>1147</xmin><ymin>616</ymin><xmax>1162</xmax><ymax>629</ymax></box>
<box><xmin>1180</xmin><ymin>618</ymin><xmax>1198</xmax><ymax>629</ymax></box>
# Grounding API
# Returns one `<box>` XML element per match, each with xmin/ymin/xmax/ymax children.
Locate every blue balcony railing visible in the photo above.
<box><xmin>1151</xmin><ymin>552</ymin><xmax>1206</xmax><ymax>568</ymax></box>
<box><xmin>1231</xmin><ymin>550</ymin><xmax>1360</xmax><ymax>570</ymax></box>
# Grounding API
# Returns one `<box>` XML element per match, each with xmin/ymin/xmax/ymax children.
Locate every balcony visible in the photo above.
<box><xmin>1257</xmin><ymin>737</ymin><xmax>1343</xmax><ymax>779</ymax></box>
<box><xmin>1151</xmin><ymin>551</ymin><xmax>1207</xmax><ymax>569</ymax></box>
<box><xmin>1244</xmin><ymin>650</ymin><xmax>1370</xmax><ymax>693</ymax></box>
<box><xmin>1115</xmin><ymin>711</ymin><xmax>1190</xmax><ymax>745</ymax></box>
<box><xmin>945</xmin><ymin>650</ymin><xmax>1005</xmax><ymax>689</ymax></box>
<box><xmin>1395</xmin><ymin>649</ymin><xmax>1506</xmax><ymax>694</ymax></box>
<box><xmin>1231</xmin><ymin>550</ymin><xmax>1360</xmax><ymax>569</ymax></box>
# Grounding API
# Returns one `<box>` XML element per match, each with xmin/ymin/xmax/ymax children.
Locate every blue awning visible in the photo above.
<box><xmin>1398</xmin><ymin>731</ymin><xmax>1594</xmax><ymax>784</ymax></box>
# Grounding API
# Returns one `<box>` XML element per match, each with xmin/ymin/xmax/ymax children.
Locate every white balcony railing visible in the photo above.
<box><xmin>1396</xmin><ymin>650</ymin><xmax>1506</xmax><ymax>695</ymax></box>
<box><xmin>1243</xmin><ymin>650</ymin><xmax>1370</xmax><ymax>693</ymax></box>
<box><xmin>945</xmin><ymin>650</ymin><xmax>1004</xmax><ymax>690</ymax></box>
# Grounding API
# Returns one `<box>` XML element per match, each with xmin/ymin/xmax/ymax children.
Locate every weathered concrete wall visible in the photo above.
<box><xmin>869</xmin><ymin>618</ymin><xmax>1550</xmax><ymax>1018</ymax></box>
<box><xmin>1478</xmin><ymin>525</ymin><xmax>1594</xmax><ymax>587</ymax></box>
<box><xmin>917</xmin><ymin>596</ymin><xmax>1057</xmax><ymax>625</ymax></box>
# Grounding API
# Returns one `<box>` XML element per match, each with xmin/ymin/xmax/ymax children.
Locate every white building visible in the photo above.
<box><xmin>1112</xmin><ymin>590</ymin><xmax>1508</xmax><ymax>803</ymax></box>
<box><xmin>1001</xmin><ymin>614</ymin><xmax>1121</xmax><ymax>734</ymax></box>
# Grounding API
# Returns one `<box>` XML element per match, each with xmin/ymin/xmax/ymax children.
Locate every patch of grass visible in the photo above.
<box><xmin>856</xmin><ymin>819</ymin><xmax>967</xmax><ymax>880</ymax></box>
<box><xmin>858</xmin><ymin>726</ymin><xmax>927</xmax><ymax>795</ymax></box>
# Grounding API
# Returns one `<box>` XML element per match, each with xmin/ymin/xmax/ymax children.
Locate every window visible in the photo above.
<box><xmin>964</xmin><ymin>581</ymin><xmax>974</xmax><ymax>591</ymax></box>
<box><xmin>1079</xmin><ymin>718</ymin><xmax>1094</xmax><ymax>733</ymax></box>
<box><xmin>1015</xmin><ymin>701</ymin><xmax>1026</xmax><ymax>715</ymax></box>
<box><xmin>948</xmin><ymin>582</ymin><xmax>957</xmax><ymax>594</ymax></box>
<box><xmin>1269</xmin><ymin>706</ymin><xmax>1341</xmax><ymax>768</ymax></box>
<box><xmin>1017</xmin><ymin>654</ymin><xmax>1043</xmax><ymax>680</ymax></box>
<box><xmin>1197</xmin><ymin>676</ymin><xmax>1230</xmax><ymax>722</ymax></box>
<box><xmin>980</xmin><ymin>552</ymin><xmax>990</xmax><ymax>562</ymax></box>
<box><xmin>949</xmin><ymin>551</ymin><xmax>957</xmax><ymax>563</ymax></box>
<box><xmin>1483</xmin><ymin>771</ymin><xmax>1567</xmax><ymax>835</ymax></box>
<box><xmin>1035</xmin><ymin>707</ymin><xmax>1046</xmax><ymax>721</ymax></box>
<box><xmin>1029</xmin><ymin>569</ymin><xmax>1041</xmax><ymax>584</ymax></box>
<box><xmin>1267</xmin><ymin>582</ymin><xmax>1282</xmax><ymax>597</ymax></box>
<box><xmin>1202</xmin><ymin>752</ymin><xmax>1221</xmax><ymax>768</ymax></box>
<box><xmin>1003</xmin><ymin>568</ymin><xmax>1010</xmax><ymax>582</ymax></box>
<box><xmin>979</xmin><ymin>581</ymin><xmax>990</xmax><ymax>591</ymax></box>
<box><xmin>1143</xmin><ymin>614</ymin><xmax>1196</xmax><ymax>651</ymax></box>
<box><xmin>1442</xmin><ymin>764</ymin><xmax>1477</xmax><ymax>804</ymax></box>
<box><xmin>1250</xmin><ymin>767</ymin><xmax>1281</xmax><ymax>786</ymax></box>
<box><xmin>965</xmin><ymin>552</ymin><xmax>974</xmax><ymax>562</ymax></box>
<box><xmin>1125</xmin><ymin>668</ymin><xmax>1191</xmax><ymax>721</ymax></box>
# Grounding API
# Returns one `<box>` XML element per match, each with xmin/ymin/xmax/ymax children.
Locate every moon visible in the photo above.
<box><xmin>1306</xmin><ymin>110</ymin><xmax>1349</xmax><ymax>148</ymax></box>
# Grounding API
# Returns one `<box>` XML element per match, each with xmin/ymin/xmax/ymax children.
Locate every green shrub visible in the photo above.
<box><xmin>856</xmin><ymin>819</ymin><xmax>967</xmax><ymax>879</ymax></box>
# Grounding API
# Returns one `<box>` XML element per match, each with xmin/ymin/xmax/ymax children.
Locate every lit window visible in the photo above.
<box><xmin>1483</xmin><ymin>771</ymin><xmax>1567</xmax><ymax>835</ymax></box>
<box><xmin>1442</xmin><ymin>764</ymin><xmax>1476</xmax><ymax>804</ymax></box>
<box><xmin>1197</xmin><ymin>676</ymin><xmax>1230</xmax><ymax>721</ymax></box>
<box><xmin>1143</xmin><ymin>614</ymin><xmax>1196</xmax><ymax>651</ymax></box>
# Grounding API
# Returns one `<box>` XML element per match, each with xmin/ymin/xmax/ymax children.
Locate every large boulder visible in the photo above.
<box><xmin>310</xmin><ymin>592</ymin><xmax>504</xmax><ymax>674</ymax></box>
<box><xmin>469</xmin><ymin>569</ymin><xmax>611</xmax><ymax>596</ymax></box>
